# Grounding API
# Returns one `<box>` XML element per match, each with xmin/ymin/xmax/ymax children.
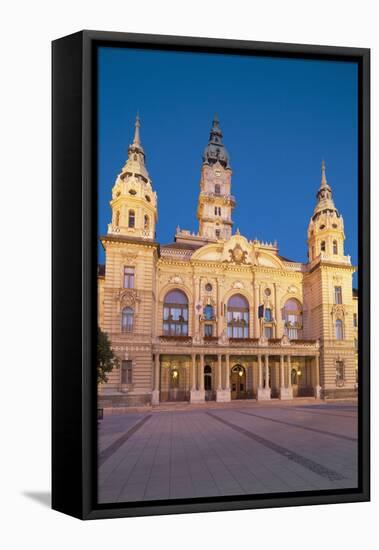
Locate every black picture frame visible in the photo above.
<box><xmin>52</xmin><ymin>30</ymin><xmax>370</xmax><ymax>520</ymax></box>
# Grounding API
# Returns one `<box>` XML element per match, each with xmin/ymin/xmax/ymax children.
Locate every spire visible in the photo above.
<box><xmin>202</xmin><ymin>115</ymin><xmax>230</xmax><ymax>168</ymax></box>
<box><xmin>312</xmin><ymin>160</ymin><xmax>337</xmax><ymax>219</ymax></box>
<box><xmin>120</xmin><ymin>114</ymin><xmax>149</xmax><ymax>181</ymax></box>
<box><xmin>132</xmin><ymin>112</ymin><xmax>141</xmax><ymax>146</ymax></box>
<box><xmin>320</xmin><ymin>159</ymin><xmax>327</xmax><ymax>188</ymax></box>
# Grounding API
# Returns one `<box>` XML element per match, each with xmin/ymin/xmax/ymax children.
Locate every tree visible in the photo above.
<box><xmin>97</xmin><ymin>327</ymin><xmax>119</xmax><ymax>385</ymax></box>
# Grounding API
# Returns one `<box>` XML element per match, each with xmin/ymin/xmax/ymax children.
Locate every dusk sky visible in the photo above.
<box><xmin>98</xmin><ymin>46</ymin><xmax>358</xmax><ymax>285</ymax></box>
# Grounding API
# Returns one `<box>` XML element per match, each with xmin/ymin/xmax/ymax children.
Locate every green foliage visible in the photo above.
<box><xmin>97</xmin><ymin>327</ymin><xmax>119</xmax><ymax>385</ymax></box>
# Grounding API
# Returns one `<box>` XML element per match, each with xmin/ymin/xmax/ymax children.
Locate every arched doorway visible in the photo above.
<box><xmin>204</xmin><ymin>365</ymin><xmax>215</xmax><ymax>401</ymax></box>
<box><xmin>231</xmin><ymin>364</ymin><xmax>247</xmax><ymax>400</ymax></box>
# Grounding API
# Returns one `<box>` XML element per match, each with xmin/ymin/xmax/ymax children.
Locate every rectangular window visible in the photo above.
<box><xmin>121</xmin><ymin>360</ymin><xmax>132</xmax><ymax>384</ymax></box>
<box><xmin>264</xmin><ymin>326</ymin><xmax>273</xmax><ymax>339</ymax></box>
<box><xmin>336</xmin><ymin>361</ymin><xmax>345</xmax><ymax>386</ymax></box>
<box><xmin>204</xmin><ymin>324</ymin><xmax>213</xmax><ymax>337</ymax></box>
<box><xmin>334</xmin><ymin>286</ymin><xmax>342</xmax><ymax>304</ymax></box>
<box><xmin>353</xmin><ymin>313</ymin><xmax>358</xmax><ymax>327</ymax></box>
<box><xmin>124</xmin><ymin>266</ymin><xmax>135</xmax><ymax>288</ymax></box>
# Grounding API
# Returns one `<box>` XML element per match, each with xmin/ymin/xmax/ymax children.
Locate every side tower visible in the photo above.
<box><xmin>99</xmin><ymin>116</ymin><xmax>159</xmax><ymax>406</ymax></box>
<box><xmin>304</xmin><ymin>161</ymin><xmax>356</xmax><ymax>398</ymax></box>
<box><xmin>108</xmin><ymin>114</ymin><xmax>157</xmax><ymax>240</ymax></box>
<box><xmin>307</xmin><ymin>160</ymin><xmax>345</xmax><ymax>262</ymax></box>
<box><xmin>197</xmin><ymin>115</ymin><xmax>235</xmax><ymax>241</ymax></box>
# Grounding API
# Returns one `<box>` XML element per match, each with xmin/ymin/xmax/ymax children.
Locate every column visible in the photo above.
<box><xmin>254</xmin><ymin>284</ymin><xmax>260</xmax><ymax>338</ymax></box>
<box><xmin>280</xmin><ymin>355</ymin><xmax>285</xmax><ymax>388</ymax></box>
<box><xmin>274</xmin><ymin>283</ymin><xmax>281</xmax><ymax>338</ymax></box>
<box><xmin>199</xmin><ymin>354</ymin><xmax>205</xmax><ymax>391</ymax></box>
<box><xmin>257</xmin><ymin>354</ymin><xmax>270</xmax><ymax>400</ymax></box>
<box><xmin>190</xmin><ymin>353</ymin><xmax>205</xmax><ymax>403</ymax></box>
<box><xmin>225</xmin><ymin>355</ymin><xmax>230</xmax><ymax>389</ymax></box>
<box><xmin>152</xmin><ymin>353</ymin><xmax>160</xmax><ymax>404</ymax></box>
<box><xmin>279</xmin><ymin>354</ymin><xmax>291</xmax><ymax>400</ymax></box>
<box><xmin>265</xmin><ymin>355</ymin><xmax>269</xmax><ymax>389</ymax></box>
<box><xmin>191</xmin><ymin>354</ymin><xmax>197</xmax><ymax>391</ymax></box>
<box><xmin>217</xmin><ymin>354</ymin><xmax>222</xmax><ymax>390</ymax></box>
<box><xmin>217</xmin><ymin>353</ymin><xmax>231</xmax><ymax>402</ymax></box>
<box><xmin>314</xmin><ymin>355</ymin><xmax>321</xmax><ymax>399</ymax></box>
<box><xmin>286</xmin><ymin>355</ymin><xmax>293</xmax><ymax>399</ymax></box>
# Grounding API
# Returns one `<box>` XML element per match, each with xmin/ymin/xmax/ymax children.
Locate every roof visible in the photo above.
<box><xmin>161</xmin><ymin>242</ymin><xmax>203</xmax><ymax>251</ymax></box>
<box><xmin>278</xmin><ymin>254</ymin><xmax>296</xmax><ymax>263</ymax></box>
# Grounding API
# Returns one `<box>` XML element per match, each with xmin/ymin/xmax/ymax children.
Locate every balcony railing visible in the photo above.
<box><xmin>159</xmin><ymin>335</ymin><xmax>192</xmax><ymax>344</ymax></box>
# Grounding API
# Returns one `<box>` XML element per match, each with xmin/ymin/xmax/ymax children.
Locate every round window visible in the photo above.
<box><xmin>264</xmin><ymin>288</ymin><xmax>271</xmax><ymax>296</ymax></box>
<box><xmin>145</xmin><ymin>195</ymin><xmax>151</xmax><ymax>202</ymax></box>
<box><xmin>129</xmin><ymin>189</ymin><xmax>137</xmax><ymax>195</ymax></box>
<box><xmin>205</xmin><ymin>283</ymin><xmax>212</xmax><ymax>292</ymax></box>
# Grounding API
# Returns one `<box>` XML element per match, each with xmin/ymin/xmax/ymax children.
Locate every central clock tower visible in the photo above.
<box><xmin>197</xmin><ymin>115</ymin><xmax>235</xmax><ymax>241</ymax></box>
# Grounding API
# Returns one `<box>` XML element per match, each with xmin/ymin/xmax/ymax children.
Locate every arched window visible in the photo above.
<box><xmin>128</xmin><ymin>209</ymin><xmax>135</xmax><ymax>228</ymax></box>
<box><xmin>264</xmin><ymin>308</ymin><xmax>272</xmax><ymax>322</ymax></box>
<box><xmin>204</xmin><ymin>305</ymin><xmax>214</xmax><ymax>320</ymax></box>
<box><xmin>333</xmin><ymin>240</ymin><xmax>338</xmax><ymax>254</ymax></box>
<box><xmin>121</xmin><ymin>307</ymin><xmax>134</xmax><ymax>332</ymax></box>
<box><xmin>335</xmin><ymin>319</ymin><xmax>343</xmax><ymax>340</ymax></box>
<box><xmin>214</xmin><ymin>183</ymin><xmax>220</xmax><ymax>195</ymax></box>
<box><xmin>144</xmin><ymin>214</ymin><xmax>150</xmax><ymax>230</ymax></box>
<box><xmin>283</xmin><ymin>299</ymin><xmax>302</xmax><ymax>340</ymax></box>
<box><xmin>163</xmin><ymin>290</ymin><xmax>188</xmax><ymax>336</ymax></box>
<box><xmin>227</xmin><ymin>294</ymin><xmax>249</xmax><ymax>338</ymax></box>
<box><xmin>215</xmin><ymin>229</ymin><xmax>220</xmax><ymax>239</ymax></box>
<box><xmin>115</xmin><ymin>210</ymin><xmax>120</xmax><ymax>226</ymax></box>
<box><xmin>320</xmin><ymin>241</ymin><xmax>326</xmax><ymax>252</ymax></box>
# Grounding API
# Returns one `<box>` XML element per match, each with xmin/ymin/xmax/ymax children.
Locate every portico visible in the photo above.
<box><xmin>152</xmin><ymin>339</ymin><xmax>321</xmax><ymax>404</ymax></box>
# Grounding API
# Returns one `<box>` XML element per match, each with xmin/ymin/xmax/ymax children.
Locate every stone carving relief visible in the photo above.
<box><xmin>227</xmin><ymin>243</ymin><xmax>249</xmax><ymax>265</ymax></box>
<box><xmin>287</xmin><ymin>285</ymin><xmax>298</xmax><ymax>294</ymax></box>
<box><xmin>231</xmin><ymin>280</ymin><xmax>245</xmax><ymax>290</ymax></box>
<box><xmin>121</xmin><ymin>253</ymin><xmax>138</xmax><ymax>265</ymax></box>
<box><xmin>331</xmin><ymin>304</ymin><xmax>346</xmax><ymax>318</ymax></box>
<box><xmin>168</xmin><ymin>274</ymin><xmax>184</xmax><ymax>285</ymax></box>
<box><xmin>114</xmin><ymin>289</ymin><xmax>139</xmax><ymax>312</ymax></box>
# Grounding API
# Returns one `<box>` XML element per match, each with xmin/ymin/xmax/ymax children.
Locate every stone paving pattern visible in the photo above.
<box><xmin>98</xmin><ymin>402</ymin><xmax>358</xmax><ymax>503</ymax></box>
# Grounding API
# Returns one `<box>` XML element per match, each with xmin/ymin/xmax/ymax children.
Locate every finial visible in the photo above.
<box><xmin>236</xmin><ymin>228</ymin><xmax>240</xmax><ymax>235</ymax></box>
<box><xmin>133</xmin><ymin>112</ymin><xmax>141</xmax><ymax>145</ymax></box>
<box><xmin>321</xmin><ymin>159</ymin><xmax>327</xmax><ymax>188</ymax></box>
<box><xmin>213</xmin><ymin>112</ymin><xmax>219</xmax><ymax>123</ymax></box>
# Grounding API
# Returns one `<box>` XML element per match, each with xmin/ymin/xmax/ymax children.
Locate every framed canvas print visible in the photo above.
<box><xmin>52</xmin><ymin>30</ymin><xmax>370</xmax><ymax>520</ymax></box>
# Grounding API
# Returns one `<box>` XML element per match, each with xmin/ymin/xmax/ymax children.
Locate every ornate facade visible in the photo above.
<box><xmin>98</xmin><ymin>115</ymin><xmax>358</xmax><ymax>407</ymax></box>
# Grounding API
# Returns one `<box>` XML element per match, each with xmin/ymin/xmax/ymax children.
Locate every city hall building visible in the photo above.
<box><xmin>98</xmin><ymin>115</ymin><xmax>358</xmax><ymax>407</ymax></box>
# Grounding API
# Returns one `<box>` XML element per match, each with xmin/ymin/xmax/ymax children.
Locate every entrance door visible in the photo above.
<box><xmin>291</xmin><ymin>368</ymin><xmax>299</xmax><ymax>397</ymax></box>
<box><xmin>231</xmin><ymin>364</ymin><xmax>247</xmax><ymax>399</ymax></box>
<box><xmin>204</xmin><ymin>365</ymin><xmax>215</xmax><ymax>401</ymax></box>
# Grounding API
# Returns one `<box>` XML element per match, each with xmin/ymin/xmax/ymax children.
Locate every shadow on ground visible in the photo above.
<box><xmin>22</xmin><ymin>491</ymin><xmax>51</xmax><ymax>508</ymax></box>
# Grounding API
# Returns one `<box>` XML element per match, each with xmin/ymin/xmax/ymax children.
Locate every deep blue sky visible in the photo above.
<box><xmin>98</xmin><ymin>47</ymin><xmax>358</xmax><ymax>284</ymax></box>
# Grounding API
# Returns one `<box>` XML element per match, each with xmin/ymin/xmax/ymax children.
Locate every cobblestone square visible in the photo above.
<box><xmin>98</xmin><ymin>401</ymin><xmax>358</xmax><ymax>503</ymax></box>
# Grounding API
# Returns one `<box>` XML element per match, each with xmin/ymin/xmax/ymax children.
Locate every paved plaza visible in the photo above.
<box><xmin>98</xmin><ymin>401</ymin><xmax>358</xmax><ymax>504</ymax></box>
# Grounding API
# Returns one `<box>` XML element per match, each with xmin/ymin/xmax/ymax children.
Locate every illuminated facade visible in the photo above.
<box><xmin>98</xmin><ymin>116</ymin><xmax>358</xmax><ymax>407</ymax></box>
